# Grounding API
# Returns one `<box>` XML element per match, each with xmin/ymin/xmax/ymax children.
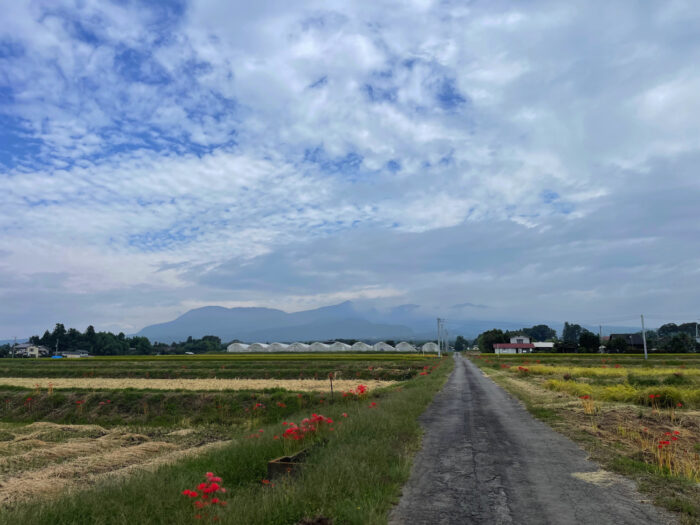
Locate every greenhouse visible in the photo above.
<box><xmin>329</xmin><ymin>342</ymin><xmax>351</xmax><ymax>352</ymax></box>
<box><xmin>373</xmin><ymin>342</ymin><xmax>395</xmax><ymax>352</ymax></box>
<box><xmin>309</xmin><ymin>342</ymin><xmax>330</xmax><ymax>352</ymax></box>
<box><xmin>268</xmin><ymin>343</ymin><xmax>289</xmax><ymax>352</ymax></box>
<box><xmin>395</xmin><ymin>341</ymin><xmax>417</xmax><ymax>352</ymax></box>
<box><xmin>226</xmin><ymin>342</ymin><xmax>249</xmax><ymax>353</ymax></box>
<box><xmin>351</xmin><ymin>342</ymin><xmax>372</xmax><ymax>352</ymax></box>
<box><xmin>247</xmin><ymin>343</ymin><xmax>269</xmax><ymax>352</ymax></box>
<box><xmin>422</xmin><ymin>342</ymin><xmax>439</xmax><ymax>353</ymax></box>
<box><xmin>287</xmin><ymin>342</ymin><xmax>310</xmax><ymax>352</ymax></box>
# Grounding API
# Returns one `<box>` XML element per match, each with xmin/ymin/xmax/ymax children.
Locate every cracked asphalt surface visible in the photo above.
<box><xmin>389</xmin><ymin>354</ymin><xmax>676</xmax><ymax>525</ymax></box>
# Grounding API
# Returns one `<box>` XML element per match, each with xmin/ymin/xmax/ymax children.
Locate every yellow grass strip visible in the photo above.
<box><xmin>0</xmin><ymin>377</ymin><xmax>394</xmax><ymax>392</ymax></box>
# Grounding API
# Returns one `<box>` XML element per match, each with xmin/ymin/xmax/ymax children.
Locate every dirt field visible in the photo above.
<box><xmin>0</xmin><ymin>377</ymin><xmax>393</xmax><ymax>392</ymax></box>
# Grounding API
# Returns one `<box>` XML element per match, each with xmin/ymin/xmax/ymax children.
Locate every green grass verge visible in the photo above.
<box><xmin>0</xmin><ymin>358</ymin><xmax>453</xmax><ymax>524</ymax></box>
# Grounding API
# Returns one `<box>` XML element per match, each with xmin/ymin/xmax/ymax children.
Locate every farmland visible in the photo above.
<box><xmin>0</xmin><ymin>352</ymin><xmax>450</xmax><ymax>524</ymax></box>
<box><xmin>470</xmin><ymin>353</ymin><xmax>700</xmax><ymax>522</ymax></box>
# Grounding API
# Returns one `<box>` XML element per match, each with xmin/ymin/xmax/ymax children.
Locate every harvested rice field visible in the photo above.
<box><xmin>0</xmin><ymin>352</ymin><xmax>446</xmax><ymax>523</ymax></box>
<box><xmin>0</xmin><ymin>377</ymin><xmax>394</xmax><ymax>392</ymax></box>
<box><xmin>0</xmin><ymin>421</ymin><xmax>230</xmax><ymax>506</ymax></box>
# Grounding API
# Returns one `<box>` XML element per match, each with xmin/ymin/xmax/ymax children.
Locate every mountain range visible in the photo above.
<box><xmin>135</xmin><ymin>300</ymin><xmax>639</xmax><ymax>344</ymax></box>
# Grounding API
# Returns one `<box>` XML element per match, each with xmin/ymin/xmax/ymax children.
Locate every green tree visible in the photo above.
<box><xmin>607</xmin><ymin>336</ymin><xmax>628</xmax><ymax>354</ymax></box>
<box><xmin>477</xmin><ymin>329</ymin><xmax>508</xmax><ymax>353</ymax></box>
<box><xmin>578</xmin><ymin>330</ymin><xmax>599</xmax><ymax>353</ymax></box>
<box><xmin>454</xmin><ymin>335</ymin><xmax>468</xmax><ymax>352</ymax></box>
<box><xmin>562</xmin><ymin>322</ymin><xmax>582</xmax><ymax>344</ymax></box>
<box><xmin>662</xmin><ymin>333</ymin><xmax>694</xmax><ymax>353</ymax></box>
<box><xmin>522</xmin><ymin>324</ymin><xmax>557</xmax><ymax>342</ymax></box>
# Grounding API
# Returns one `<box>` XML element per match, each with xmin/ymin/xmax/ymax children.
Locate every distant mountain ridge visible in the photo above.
<box><xmin>135</xmin><ymin>301</ymin><xmax>640</xmax><ymax>344</ymax></box>
<box><xmin>136</xmin><ymin>301</ymin><xmax>413</xmax><ymax>343</ymax></box>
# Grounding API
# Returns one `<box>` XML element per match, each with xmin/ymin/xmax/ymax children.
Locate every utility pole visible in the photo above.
<box><xmin>436</xmin><ymin>318</ymin><xmax>444</xmax><ymax>358</ymax></box>
<box><xmin>641</xmin><ymin>314</ymin><xmax>648</xmax><ymax>360</ymax></box>
<box><xmin>12</xmin><ymin>336</ymin><xmax>16</xmax><ymax>359</ymax></box>
<box><xmin>55</xmin><ymin>338</ymin><xmax>59</xmax><ymax>357</ymax></box>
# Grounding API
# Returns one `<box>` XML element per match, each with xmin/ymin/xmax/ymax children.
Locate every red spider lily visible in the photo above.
<box><xmin>276</xmin><ymin>402</ymin><xmax>286</xmax><ymax>408</ymax></box>
<box><xmin>419</xmin><ymin>372</ymin><xmax>428</xmax><ymax>376</ymax></box>
<box><xmin>253</xmin><ymin>403</ymin><xmax>265</xmax><ymax>410</ymax></box>
<box><xmin>342</xmin><ymin>413</ymin><xmax>348</xmax><ymax>418</ymax></box>
<box><xmin>274</xmin><ymin>435</ymin><xmax>279</xmax><ymax>439</ymax></box>
<box><xmin>677</xmin><ymin>402</ymin><xmax>683</xmax><ymax>408</ymax></box>
<box><xmin>261</xmin><ymin>479</ymin><xmax>270</xmax><ymax>485</ymax></box>
<box><xmin>258</xmin><ymin>429</ymin><xmax>264</xmax><ymax>433</ymax></box>
<box><xmin>580</xmin><ymin>395</ymin><xmax>590</xmax><ymax>400</ymax></box>
<box><xmin>671</xmin><ymin>437</ymin><xmax>678</xmax><ymax>441</ymax></box>
<box><xmin>673</xmin><ymin>430</ymin><xmax>681</xmax><ymax>435</ymax></box>
<box><xmin>76</xmin><ymin>400</ymin><xmax>84</xmax><ymax>405</ymax></box>
<box><xmin>369</xmin><ymin>402</ymin><xmax>377</xmax><ymax>408</ymax></box>
<box><xmin>183</xmin><ymin>472</ymin><xmax>227</xmax><ymax>520</ymax></box>
<box><xmin>297</xmin><ymin>393</ymin><xmax>303</xmax><ymax>398</ymax></box>
<box><xmin>649</xmin><ymin>394</ymin><xmax>656</xmax><ymax>399</ymax></box>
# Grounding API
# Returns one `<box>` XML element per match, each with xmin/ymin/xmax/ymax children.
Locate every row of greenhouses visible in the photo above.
<box><xmin>226</xmin><ymin>341</ymin><xmax>439</xmax><ymax>353</ymax></box>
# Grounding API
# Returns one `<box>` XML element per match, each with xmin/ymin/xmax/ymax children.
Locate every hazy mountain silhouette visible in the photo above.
<box><xmin>135</xmin><ymin>300</ymin><xmax>638</xmax><ymax>344</ymax></box>
<box><xmin>136</xmin><ymin>301</ymin><xmax>413</xmax><ymax>343</ymax></box>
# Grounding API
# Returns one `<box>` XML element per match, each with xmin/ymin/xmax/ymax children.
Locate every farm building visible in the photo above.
<box><xmin>373</xmin><ymin>342</ymin><xmax>394</xmax><ymax>352</ymax></box>
<box><xmin>608</xmin><ymin>333</ymin><xmax>645</xmax><ymax>350</ymax></box>
<box><xmin>351</xmin><ymin>342</ymin><xmax>372</xmax><ymax>352</ymax></box>
<box><xmin>533</xmin><ymin>342</ymin><xmax>555</xmax><ymax>350</ymax></box>
<box><xmin>227</xmin><ymin>343</ymin><xmax>250</xmax><ymax>353</ymax></box>
<box><xmin>395</xmin><ymin>342</ymin><xmax>416</xmax><ymax>352</ymax></box>
<box><xmin>494</xmin><ymin>336</ymin><xmax>535</xmax><ymax>354</ymax></box>
<box><xmin>422</xmin><ymin>342</ymin><xmax>439</xmax><ymax>353</ymax></box>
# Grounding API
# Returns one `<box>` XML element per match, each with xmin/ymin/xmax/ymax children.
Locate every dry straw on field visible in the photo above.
<box><xmin>0</xmin><ymin>377</ymin><xmax>394</xmax><ymax>392</ymax></box>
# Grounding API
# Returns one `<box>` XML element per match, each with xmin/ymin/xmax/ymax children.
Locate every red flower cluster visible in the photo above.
<box><xmin>282</xmin><ymin>413</ymin><xmax>334</xmax><ymax>441</ymax></box>
<box><xmin>343</xmin><ymin>384</ymin><xmax>368</xmax><ymax>398</ymax></box>
<box><xmin>252</xmin><ymin>402</ymin><xmax>265</xmax><ymax>411</ymax></box>
<box><xmin>182</xmin><ymin>472</ymin><xmax>227</xmax><ymax>521</ymax></box>
<box><xmin>517</xmin><ymin>366</ymin><xmax>529</xmax><ymax>373</ymax></box>
<box><xmin>580</xmin><ymin>395</ymin><xmax>590</xmax><ymax>400</ymax></box>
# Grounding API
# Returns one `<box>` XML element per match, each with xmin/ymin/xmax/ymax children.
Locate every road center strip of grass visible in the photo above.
<box><xmin>0</xmin><ymin>357</ymin><xmax>453</xmax><ymax>525</ymax></box>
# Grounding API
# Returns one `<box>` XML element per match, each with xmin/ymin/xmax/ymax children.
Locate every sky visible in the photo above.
<box><xmin>1</xmin><ymin>0</ymin><xmax>699</xmax><ymax>338</ymax></box>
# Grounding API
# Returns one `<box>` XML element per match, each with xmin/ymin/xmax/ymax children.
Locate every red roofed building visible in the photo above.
<box><xmin>494</xmin><ymin>335</ymin><xmax>535</xmax><ymax>354</ymax></box>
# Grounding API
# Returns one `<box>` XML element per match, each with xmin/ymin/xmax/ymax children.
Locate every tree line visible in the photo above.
<box><xmin>456</xmin><ymin>321</ymin><xmax>699</xmax><ymax>354</ymax></box>
<box><xmin>0</xmin><ymin>324</ymin><xmax>226</xmax><ymax>357</ymax></box>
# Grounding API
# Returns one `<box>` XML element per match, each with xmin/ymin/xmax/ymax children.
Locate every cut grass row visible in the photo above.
<box><xmin>0</xmin><ymin>357</ymin><xmax>453</xmax><ymax>524</ymax></box>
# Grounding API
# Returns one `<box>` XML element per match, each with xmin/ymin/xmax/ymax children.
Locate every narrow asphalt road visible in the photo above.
<box><xmin>389</xmin><ymin>354</ymin><xmax>675</xmax><ymax>525</ymax></box>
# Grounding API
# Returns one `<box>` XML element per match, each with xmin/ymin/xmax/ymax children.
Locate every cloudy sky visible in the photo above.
<box><xmin>1</xmin><ymin>0</ymin><xmax>699</xmax><ymax>338</ymax></box>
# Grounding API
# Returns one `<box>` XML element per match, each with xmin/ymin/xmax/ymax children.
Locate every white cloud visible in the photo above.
<box><xmin>1</xmin><ymin>1</ymin><xmax>699</xmax><ymax>336</ymax></box>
